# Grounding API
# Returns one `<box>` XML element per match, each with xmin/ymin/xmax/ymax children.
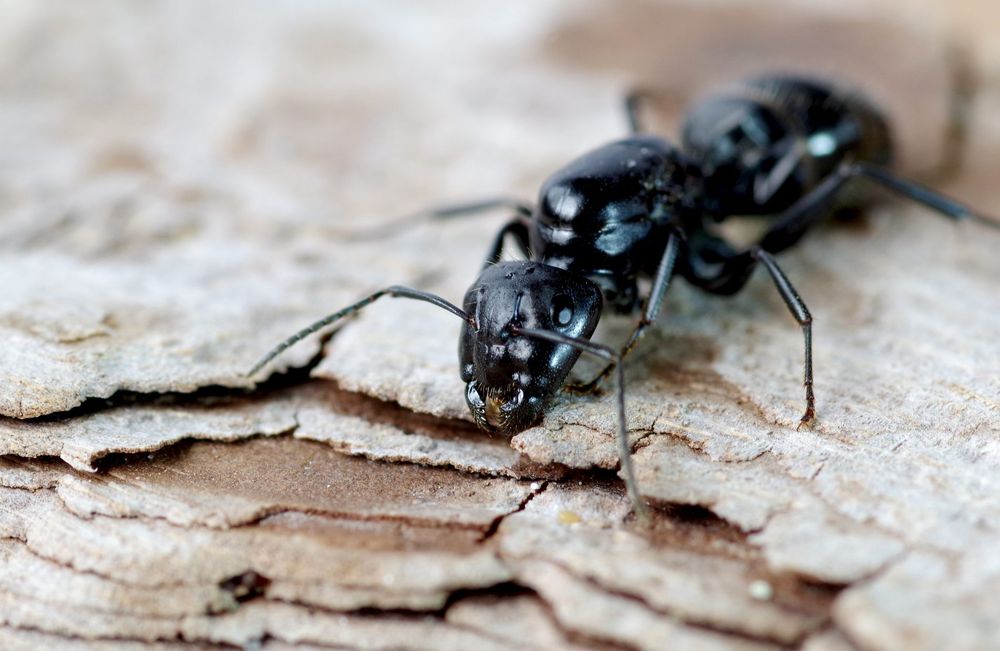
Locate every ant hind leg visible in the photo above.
<box><xmin>338</xmin><ymin>197</ymin><xmax>534</xmax><ymax>241</ymax></box>
<box><xmin>760</xmin><ymin>161</ymin><xmax>999</xmax><ymax>254</ymax></box>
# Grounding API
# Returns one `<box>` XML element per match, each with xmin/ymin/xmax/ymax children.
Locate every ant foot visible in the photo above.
<box><xmin>796</xmin><ymin>406</ymin><xmax>816</xmax><ymax>431</ymax></box>
<box><xmin>564</xmin><ymin>379</ymin><xmax>604</xmax><ymax>396</ymax></box>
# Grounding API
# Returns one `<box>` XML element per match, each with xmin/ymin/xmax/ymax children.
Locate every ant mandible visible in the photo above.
<box><xmin>249</xmin><ymin>75</ymin><xmax>996</xmax><ymax>519</ymax></box>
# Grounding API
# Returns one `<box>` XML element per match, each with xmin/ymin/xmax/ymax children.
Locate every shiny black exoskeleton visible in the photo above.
<box><xmin>251</xmin><ymin>75</ymin><xmax>995</xmax><ymax>518</ymax></box>
<box><xmin>460</xmin><ymin>262</ymin><xmax>603</xmax><ymax>434</ymax></box>
<box><xmin>681</xmin><ymin>76</ymin><xmax>891</xmax><ymax>219</ymax></box>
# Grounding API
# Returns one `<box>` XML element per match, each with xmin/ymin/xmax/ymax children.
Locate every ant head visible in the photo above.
<box><xmin>459</xmin><ymin>261</ymin><xmax>602</xmax><ymax>435</ymax></box>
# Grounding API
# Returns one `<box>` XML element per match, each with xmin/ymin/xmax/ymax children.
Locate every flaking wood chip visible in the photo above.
<box><xmin>293</xmin><ymin>383</ymin><xmax>535</xmax><ymax>478</ymax></box>
<box><xmin>635</xmin><ymin>425</ymin><xmax>1000</xmax><ymax>582</ymax></box>
<box><xmin>0</xmin><ymin>393</ymin><xmax>299</xmax><ymax>472</ymax></box>
<box><xmin>445</xmin><ymin>594</ymin><xmax>596</xmax><ymax>651</ymax></box>
<box><xmin>800</xmin><ymin>630</ymin><xmax>861</xmax><ymax>651</ymax></box>
<box><xmin>0</xmin><ymin>249</ymin><xmax>356</xmax><ymax>419</ymax></box>
<box><xmin>0</xmin><ymin>380</ymin><xmax>552</xmax><ymax>486</ymax></box>
<box><xmin>749</xmin><ymin>508</ymin><xmax>906</xmax><ymax>584</ymax></box>
<box><xmin>0</xmin><ymin>591</ymin><xmax>521</xmax><ymax>651</ymax></box>
<box><xmin>497</xmin><ymin>483</ymin><xmax>827</xmax><ymax>645</ymax></box>
<box><xmin>0</xmin><ymin>540</ymin><xmax>238</xmax><ymax>619</ymax></box>
<box><xmin>54</xmin><ymin>436</ymin><xmax>537</xmax><ymax>529</ymax></box>
<box><xmin>0</xmin><ymin>627</ymin><xmax>201</xmax><ymax>651</ymax></box>
<box><xmin>834</xmin><ymin>547</ymin><xmax>1000</xmax><ymax>651</ymax></box>
<box><xmin>0</xmin><ymin>458</ymin><xmax>65</xmax><ymax>490</ymax></box>
<box><xmin>516</xmin><ymin>559</ymin><xmax>779</xmax><ymax>651</ymax></box>
<box><xmin>1</xmin><ymin>448</ymin><xmax>520</xmax><ymax>622</ymax></box>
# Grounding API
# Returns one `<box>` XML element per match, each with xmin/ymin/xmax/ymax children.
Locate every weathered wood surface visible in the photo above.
<box><xmin>1</xmin><ymin>2</ymin><xmax>998</xmax><ymax>650</ymax></box>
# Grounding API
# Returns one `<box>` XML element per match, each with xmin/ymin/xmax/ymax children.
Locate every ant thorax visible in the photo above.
<box><xmin>529</xmin><ymin>135</ymin><xmax>697</xmax><ymax>312</ymax></box>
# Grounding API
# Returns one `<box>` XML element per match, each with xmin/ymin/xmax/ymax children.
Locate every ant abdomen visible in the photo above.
<box><xmin>681</xmin><ymin>75</ymin><xmax>892</xmax><ymax>217</ymax></box>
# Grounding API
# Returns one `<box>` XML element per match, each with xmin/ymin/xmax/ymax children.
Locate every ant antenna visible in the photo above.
<box><xmin>247</xmin><ymin>286</ymin><xmax>473</xmax><ymax>378</ymax></box>
<box><xmin>511</xmin><ymin>325</ymin><xmax>649</xmax><ymax>522</ymax></box>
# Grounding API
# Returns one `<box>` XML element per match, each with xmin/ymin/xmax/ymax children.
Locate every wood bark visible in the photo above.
<box><xmin>1</xmin><ymin>2</ymin><xmax>998</xmax><ymax>649</ymax></box>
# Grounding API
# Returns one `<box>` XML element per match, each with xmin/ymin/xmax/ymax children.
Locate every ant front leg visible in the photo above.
<box><xmin>761</xmin><ymin>161</ymin><xmax>999</xmax><ymax>253</ymax></box>
<box><xmin>567</xmin><ymin>231</ymin><xmax>682</xmax><ymax>394</ymax></box>
<box><xmin>513</xmin><ymin>326</ymin><xmax>649</xmax><ymax>521</ymax></box>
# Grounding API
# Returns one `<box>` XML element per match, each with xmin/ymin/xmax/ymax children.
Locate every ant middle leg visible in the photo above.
<box><xmin>623</xmin><ymin>87</ymin><xmax>690</xmax><ymax>136</ymax></box>
<box><xmin>760</xmin><ymin>161</ymin><xmax>999</xmax><ymax>253</ymax></box>
<box><xmin>710</xmin><ymin>247</ymin><xmax>814</xmax><ymax>427</ymax></box>
<box><xmin>624</xmin><ymin>90</ymin><xmax>648</xmax><ymax>134</ymax></box>
<box><xmin>686</xmin><ymin>242</ymin><xmax>814</xmax><ymax>426</ymax></box>
<box><xmin>749</xmin><ymin>247</ymin><xmax>814</xmax><ymax>427</ymax></box>
<box><xmin>483</xmin><ymin>217</ymin><xmax>532</xmax><ymax>268</ymax></box>
<box><xmin>567</xmin><ymin>232</ymin><xmax>682</xmax><ymax>393</ymax></box>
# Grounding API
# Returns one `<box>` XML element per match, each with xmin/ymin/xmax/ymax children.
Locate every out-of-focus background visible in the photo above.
<box><xmin>0</xmin><ymin>2</ymin><xmax>998</xmax><ymax>650</ymax></box>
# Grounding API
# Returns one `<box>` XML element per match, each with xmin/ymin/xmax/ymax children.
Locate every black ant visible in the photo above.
<box><xmin>249</xmin><ymin>75</ymin><xmax>996</xmax><ymax>518</ymax></box>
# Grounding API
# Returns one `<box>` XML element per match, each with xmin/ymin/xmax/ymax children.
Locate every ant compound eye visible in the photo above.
<box><xmin>551</xmin><ymin>295</ymin><xmax>574</xmax><ymax>327</ymax></box>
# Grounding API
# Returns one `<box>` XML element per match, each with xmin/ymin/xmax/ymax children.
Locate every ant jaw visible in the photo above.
<box><xmin>465</xmin><ymin>380</ymin><xmax>542</xmax><ymax>435</ymax></box>
<box><xmin>484</xmin><ymin>387</ymin><xmax>524</xmax><ymax>431</ymax></box>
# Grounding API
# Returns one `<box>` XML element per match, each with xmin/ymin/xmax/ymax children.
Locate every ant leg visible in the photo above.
<box><xmin>624</xmin><ymin>89</ymin><xmax>647</xmax><ymax>134</ymax></box>
<box><xmin>761</xmin><ymin>161</ymin><xmax>998</xmax><ymax>253</ymax></box>
<box><xmin>247</xmin><ymin>286</ymin><xmax>473</xmax><ymax>379</ymax></box>
<box><xmin>686</xmin><ymin>245</ymin><xmax>813</xmax><ymax>425</ymax></box>
<box><xmin>568</xmin><ymin>232</ymin><xmax>682</xmax><ymax>393</ymax></box>
<box><xmin>339</xmin><ymin>197</ymin><xmax>534</xmax><ymax>241</ymax></box>
<box><xmin>852</xmin><ymin>163</ymin><xmax>998</xmax><ymax>229</ymax></box>
<box><xmin>483</xmin><ymin>217</ymin><xmax>532</xmax><ymax>268</ymax></box>
<box><xmin>624</xmin><ymin>88</ymin><xmax>691</xmax><ymax>136</ymax></box>
<box><xmin>748</xmin><ymin>247</ymin><xmax>815</xmax><ymax>428</ymax></box>
<box><xmin>512</xmin><ymin>325</ymin><xmax>649</xmax><ymax>521</ymax></box>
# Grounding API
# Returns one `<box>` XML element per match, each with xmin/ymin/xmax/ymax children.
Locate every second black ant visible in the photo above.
<box><xmin>250</xmin><ymin>75</ymin><xmax>996</xmax><ymax>518</ymax></box>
